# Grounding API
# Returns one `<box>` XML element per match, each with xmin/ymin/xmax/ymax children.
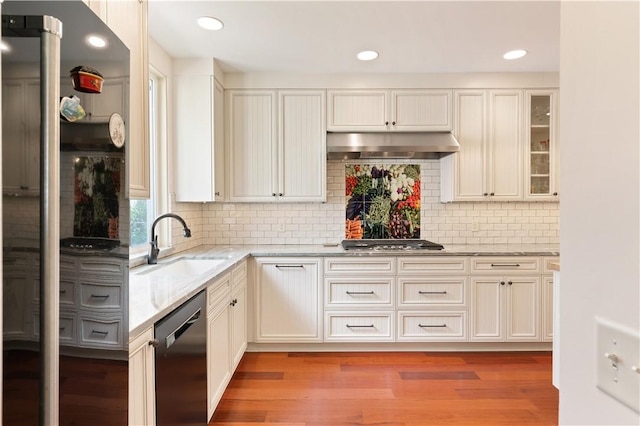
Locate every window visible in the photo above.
<box><xmin>130</xmin><ymin>68</ymin><xmax>167</xmax><ymax>255</ymax></box>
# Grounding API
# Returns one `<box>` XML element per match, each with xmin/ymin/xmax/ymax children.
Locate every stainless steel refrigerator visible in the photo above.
<box><xmin>2</xmin><ymin>1</ymin><xmax>130</xmax><ymax>424</ymax></box>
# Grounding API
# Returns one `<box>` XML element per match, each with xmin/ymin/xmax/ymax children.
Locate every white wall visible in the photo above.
<box><xmin>559</xmin><ymin>1</ymin><xmax>640</xmax><ymax>424</ymax></box>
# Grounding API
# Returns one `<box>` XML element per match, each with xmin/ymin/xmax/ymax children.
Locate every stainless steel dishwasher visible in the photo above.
<box><xmin>154</xmin><ymin>290</ymin><xmax>207</xmax><ymax>425</ymax></box>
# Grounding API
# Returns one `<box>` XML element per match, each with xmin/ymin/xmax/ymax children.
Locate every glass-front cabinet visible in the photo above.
<box><xmin>525</xmin><ymin>90</ymin><xmax>559</xmax><ymax>200</ymax></box>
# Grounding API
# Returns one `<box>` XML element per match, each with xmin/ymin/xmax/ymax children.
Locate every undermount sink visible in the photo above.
<box><xmin>136</xmin><ymin>257</ymin><xmax>225</xmax><ymax>277</ymax></box>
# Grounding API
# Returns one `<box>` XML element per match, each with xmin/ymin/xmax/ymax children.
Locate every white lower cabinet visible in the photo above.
<box><xmin>470</xmin><ymin>276</ymin><xmax>540</xmax><ymax>342</ymax></box>
<box><xmin>396</xmin><ymin>257</ymin><xmax>469</xmax><ymax>342</ymax></box>
<box><xmin>207</xmin><ymin>259</ymin><xmax>248</xmax><ymax>420</ymax></box>
<box><xmin>128</xmin><ymin>326</ymin><xmax>155</xmax><ymax>426</ymax></box>
<box><xmin>542</xmin><ymin>275</ymin><xmax>554</xmax><ymax>342</ymax></box>
<box><xmin>254</xmin><ymin>257</ymin><xmax>322</xmax><ymax>342</ymax></box>
<box><xmin>230</xmin><ymin>261</ymin><xmax>248</xmax><ymax>370</ymax></box>
<box><xmin>206</xmin><ymin>272</ymin><xmax>232</xmax><ymax>420</ymax></box>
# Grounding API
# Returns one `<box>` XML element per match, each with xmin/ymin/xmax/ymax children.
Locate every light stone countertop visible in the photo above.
<box><xmin>128</xmin><ymin>243</ymin><xmax>560</xmax><ymax>339</ymax></box>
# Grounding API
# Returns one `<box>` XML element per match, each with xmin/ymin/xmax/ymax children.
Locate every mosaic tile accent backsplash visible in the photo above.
<box><xmin>345</xmin><ymin>164</ymin><xmax>421</xmax><ymax>239</ymax></box>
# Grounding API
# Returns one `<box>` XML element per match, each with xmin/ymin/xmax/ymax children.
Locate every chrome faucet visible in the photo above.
<box><xmin>148</xmin><ymin>213</ymin><xmax>192</xmax><ymax>264</ymax></box>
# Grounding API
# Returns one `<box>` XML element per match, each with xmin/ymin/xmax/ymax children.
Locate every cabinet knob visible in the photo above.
<box><xmin>385</xmin><ymin>121</ymin><xmax>389</xmax><ymax>126</ymax></box>
<box><xmin>553</xmin><ymin>192</ymin><xmax>558</xmax><ymax>196</ymax></box>
<box><xmin>230</xmin><ymin>298</ymin><xmax>238</xmax><ymax>307</ymax></box>
<box><xmin>500</xmin><ymin>281</ymin><xmax>505</xmax><ymax>286</ymax></box>
<box><xmin>490</xmin><ymin>192</ymin><xmax>495</xmax><ymax>196</ymax></box>
<box><xmin>392</xmin><ymin>121</ymin><xmax>396</xmax><ymax>126</ymax></box>
<box><xmin>149</xmin><ymin>339</ymin><xmax>159</xmax><ymax>348</ymax></box>
<box><xmin>215</xmin><ymin>192</ymin><xmax>220</xmax><ymax>196</ymax></box>
<box><xmin>279</xmin><ymin>193</ymin><xmax>283</xmax><ymax>197</ymax></box>
<box><xmin>483</xmin><ymin>193</ymin><xmax>489</xmax><ymax>197</ymax></box>
<box><xmin>272</xmin><ymin>193</ymin><xmax>276</xmax><ymax>197</ymax></box>
<box><xmin>508</xmin><ymin>281</ymin><xmax>513</xmax><ymax>285</ymax></box>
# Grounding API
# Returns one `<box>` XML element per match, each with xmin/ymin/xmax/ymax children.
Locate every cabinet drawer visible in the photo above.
<box><xmin>398</xmin><ymin>277</ymin><xmax>467</xmax><ymax>306</ymax></box>
<box><xmin>324</xmin><ymin>257</ymin><xmax>395</xmax><ymax>275</ymax></box>
<box><xmin>79</xmin><ymin>283</ymin><xmax>122</xmax><ymax>309</ymax></box>
<box><xmin>33</xmin><ymin>311</ymin><xmax>77</xmax><ymax>345</ymax></box>
<box><xmin>207</xmin><ymin>273</ymin><xmax>231</xmax><ymax>312</ymax></box>
<box><xmin>34</xmin><ymin>278</ymin><xmax>75</xmax><ymax>306</ymax></box>
<box><xmin>78</xmin><ymin>314</ymin><xmax>123</xmax><ymax>349</ymax></box>
<box><xmin>397</xmin><ymin>312</ymin><xmax>467</xmax><ymax>341</ymax></box>
<box><xmin>78</xmin><ymin>258</ymin><xmax>125</xmax><ymax>277</ymax></box>
<box><xmin>470</xmin><ymin>257</ymin><xmax>540</xmax><ymax>274</ymax></box>
<box><xmin>324</xmin><ymin>312</ymin><xmax>393</xmax><ymax>341</ymax></box>
<box><xmin>397</xmin><ymin>257</ymin><xmax>468</xmax><ymax>275</ymax></box>
<box><xmin>543</xmin><ymin>257</ymin><xmax>560</xmax><ymax>274</ymax></box>
<box><xmin>232</xmin><ymin>261</ymin><xmax>247</xmax><ymax>289</ymax></box>
<box><xmin>325</xmin><ymin>277</ymin><xmax>393</xmax><ymax>308</ymax></box>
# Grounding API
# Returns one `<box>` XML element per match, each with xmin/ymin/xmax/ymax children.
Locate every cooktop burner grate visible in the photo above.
<box><xmin>341</xmin><ymin>239</ymin><xmax>444</xmax><ymax>251</ymax></box>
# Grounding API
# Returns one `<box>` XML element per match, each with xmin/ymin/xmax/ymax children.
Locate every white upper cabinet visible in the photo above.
<box><xmin>441</xmin><ymin>89</ymin><xmax>524</xmax><ymax>202</ymax></box>
<box><xmin>174</xmin><ymin>59</ymin><xmax>225</xmax><ymax>202</ymax></box>
<box><xmin>327</xmin><ymin>89</ymin><xmax>452</xmax><ymax>132</ymax></box>
<box><xmin>524</xmin><ymin>89</ymin><xmax>559</xmax><ymax>200</ymax></box>
<box><xmin>488</xmin><ymin>89</ymin><xmax>523</xmax><ymax>201</ymax></box>
<box><xmin>106</xmin><ymin>0</ymin><xmax>150</xmax><ymax>199</ymax></box>
<box><xmin>227</xmin><ymin>89</ymin><xmax>326</xmax><ymax>202</ymax></box>
<box><xmin>2</xmin><ymin>79</ymin><xmax>40</xmax><ymax>196</ymax></box>
<box><xmin>278</xmin><ymin>90</ymin><xmax>326</xmax><ymax>202</ymax></box>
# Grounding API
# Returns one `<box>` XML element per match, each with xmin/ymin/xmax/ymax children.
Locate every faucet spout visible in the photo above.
<box><xmin>148</xmin><ymin>213</ymin><xmax>192</xmax><ymax>264</ymax></box>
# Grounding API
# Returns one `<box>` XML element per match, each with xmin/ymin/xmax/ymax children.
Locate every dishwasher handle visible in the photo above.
<box><xmin>165</xmin><ymin>308</ymin><xmax>202</xmax><ymax>350</ymax></box>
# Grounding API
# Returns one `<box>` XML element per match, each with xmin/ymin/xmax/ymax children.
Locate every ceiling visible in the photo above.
<box><xmin>148</xmin><ymin>0</ymin><xmax>560</xmax><ymax>74</ymax></box>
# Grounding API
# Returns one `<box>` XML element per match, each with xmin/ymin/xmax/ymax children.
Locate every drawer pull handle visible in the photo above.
<box><xmin>90</xmin><ymin>294</ymin><xmax>110</xmax><ymax>299</ymax></box>
<box><xmin>419</xmin><ymin>324</ymin><xmax>447</xmax><ymax>328</ymax></box>
<box><xmin>346</xmin><ymin>291</ymin><xmax>375</xmax><ymax>295</ymax></box>
<box><xmin>60</xmin><ymin>290</ymin><xmax>66</xmax><ymax>294</ymax></box>
<box><xmin>59</xmin><ymin>327</ymin><xmax>65</xmax><ymax>331</ymax></box>
<box><xmin>418</xmin><ymin>291</ymin><xmax>447</xmax><ymax>295</ymax></box>
<box><xmin>490</xmin><ymin>263</ymin><xmax>521</xmax><ymax>267</ymax></box>
<box><xmin>346</xmin><ymin>324</ymin><xmax>375</xmax><ymax>328</ymax></box>
<box><xmin>90</xmin><ymin>330</ymin><xmax>109</xmax><ymax>337</ymax></box>
<box><xmin>275</xmin><ymin>265</ymin><xmax>304</xmax><ymax>269</ymax></box>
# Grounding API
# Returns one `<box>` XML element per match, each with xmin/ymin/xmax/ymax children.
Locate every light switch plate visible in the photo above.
<box><xmin>596</xmin><ymin>317</ymin><xmax>640</xmax><ymax>413</ymax></box>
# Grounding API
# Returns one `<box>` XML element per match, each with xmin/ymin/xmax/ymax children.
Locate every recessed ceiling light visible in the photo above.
<box><xmin>357</xmin><ymin>50</ymin><xmax>379</xmax><ymax>61</ymax></box>
<box><xmin>86</xmin><ymin>35</ymin><xmax>107</xmax><ymax>48</ymax></box>
<box><xmin>197</xmin><ymin>16</ymin><xmax>224</xmax><ymax>31</ymax></box>
<box><xmin>503</xmin><ymin>49</ymin><xmax>528</xmax><ymax>60</ymax></box>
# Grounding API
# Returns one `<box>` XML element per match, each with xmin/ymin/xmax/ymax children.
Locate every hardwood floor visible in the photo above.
<box><xmin>210</xmin><ymin>352</ymin><xmax>558</xmax><ymax>426</ymax></box>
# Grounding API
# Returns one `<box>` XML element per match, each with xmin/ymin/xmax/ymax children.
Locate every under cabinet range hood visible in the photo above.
<box><xmin>326</xmin><ymin>132</ymin><xmax>460</xmax><ymax>160</ymax></box>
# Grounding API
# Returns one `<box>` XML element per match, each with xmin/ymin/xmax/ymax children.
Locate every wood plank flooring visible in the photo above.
<box><xmin>210</xmin><ymin>352</ymin><xmax>558</xmax><ymax>426</ymax></box>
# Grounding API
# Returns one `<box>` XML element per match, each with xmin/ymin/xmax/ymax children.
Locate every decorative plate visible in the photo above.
<box><xmin>108</xmin><ymin>112</ymin><xmax>125</xmax><ymax>148</ymax></box>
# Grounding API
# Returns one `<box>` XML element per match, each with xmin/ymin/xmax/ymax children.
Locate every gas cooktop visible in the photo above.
<box><xmin>341</xmin><ymin>239</ymin><xmax>444</xmax><ymax>251</ymax></box>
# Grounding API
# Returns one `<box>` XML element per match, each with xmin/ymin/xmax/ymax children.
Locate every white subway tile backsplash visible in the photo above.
<box><xmin>166</xmin><ymin>159</ymin><xmax>560</xmax><ymax>248</ymax></box>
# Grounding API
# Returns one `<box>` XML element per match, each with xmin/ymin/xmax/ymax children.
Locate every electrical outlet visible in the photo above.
<box><xmin>596</xmin><ymin>317</ymin><xmax>640</xmax><ymax>413</ymax></box>
<box><xmin>277</xmin><ymin>222</ymin><xmax>286</xmax><ymax>232</ymax></box>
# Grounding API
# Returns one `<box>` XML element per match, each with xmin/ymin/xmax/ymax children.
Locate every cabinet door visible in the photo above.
<box><xmin>488</xmin><ymin>89</ymin><xmax>523</xmax><ymax>200</ymax></box>
<box><xmin>230</xmin><ymin>283</ymin><xmax>247</xmax><ymax>370</ymax></box>
<box><xmin>525</xmin><ymin>89</ymin><xmax>559</xmax><ymax>200</ymax></box>
<box><xmin>442</xmin><ymin>90</ymin><xmax>487</xmax><ymax>201</ymax></box>
<box><xmin>390</xmin><ymin>89</ymin><xmax>452</xmax><ymax>131</ymax></box>
<box><xmin>108</xmin><ymin>0</ymin><xmax>150</xmax><ymax>198</ymax></box>
<box><xmin>2</xmin><ymin>80</ymin><xmax>28</xmax><ymax>194</ymax></box>
<box><xmin>207</xmin><ymin>305</ymin><xmax>231</xmax><ymax>420</ymax></box>
<box><xmin>541</xmin><ymin>275</ymin><xmax>554</xmax><ymax>342</ymax></box>
<box><xmin>278</xmin><ymin>90</ymin><xmax>326</xmax><ymax>202</ymax></box>
<box><xmin>175</xmin><ymin>74</ymin><xmax>215</xmax><ymax>202</ymax></box>
<box><xmin>327</xmin><ymin>90</ymin><xmax>388</xmax><ymax>131</ymax></box>
<box><xmin>128</xmin><ymin>326</ymin><xmax>155</xmax><ymax>426</ymax></box>
<box><xmin>505</xmin><ymin>276</ymin><xmax>540</xmax><ymax>341</ymax></box>
<box><xmin>227</xmin><ymin>90</ymin><xmax>278</xmax><ymax>201</ymax></box>
<box><xmin>470</xmin><ymin>277</ymin><xmax>502</xmax><ymax>341</ymax></box>
<box><xmin>255</xmin><ymin>258</ymin><xmax>322</xmax><ymax>342</ymax></box>
<box><xmin>83</xmin><ymin>78</ymin><xmax>126</xmax><ymax>122</ymax></box>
